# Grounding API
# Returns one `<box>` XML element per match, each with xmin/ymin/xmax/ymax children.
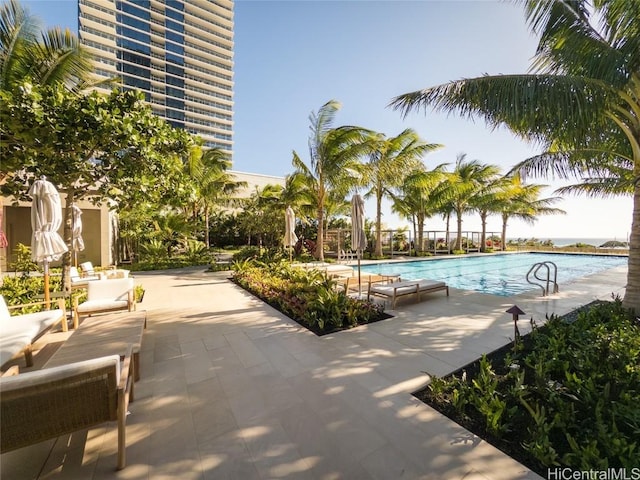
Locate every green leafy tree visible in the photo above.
<box><xmin>0</xmin><ymin>83</ymin><xmax>194</xmax><ymax>289</ymax></box>
<box><xmin>291</xmin><ymin>100</ymin><xmax>371</xmax><ymax>260</ymax></box>
<box><xmin>365</xmin><ymin>129</ymin><xmax>441</xmax><ymax>256</ymax></box>
<box><xmin>391</xmin><ymin>0</ymin><xmax>640</xmax><ymax>309</ymax></box>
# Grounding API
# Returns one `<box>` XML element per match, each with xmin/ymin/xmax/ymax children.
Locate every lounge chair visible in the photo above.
<box><xmin>70</xmin><ymin>266</ymin><xmax>102</xmax><ymax>289</ymax></box>
<box><xmin>368</xmin><ymin>278</ymin><xmax>449</xmax><ymax>309</ymax></box>
<box><xmin>73</xmin><ymin>278</ymin><xmax>135</xmax><ymax>328</ymax></box>
<box><xmin>0</xmin><ymin>347</ymin><xmax>134</xmax><ymax>470</ymax></box>
<box><xmin>80</xmin><ymin>261</ymin><xmax>97</xmax><ymax>277</ymax></box>
<box><xmin>1</xmin><ymin>296</ymin><xmax>67</xmax><ymax>368</ymax></box>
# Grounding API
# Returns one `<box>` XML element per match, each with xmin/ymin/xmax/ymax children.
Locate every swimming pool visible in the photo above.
<box><xmin>359</xmin><ymin>253</ymin><xmax>627</xmax><ymax>296</ymax></box>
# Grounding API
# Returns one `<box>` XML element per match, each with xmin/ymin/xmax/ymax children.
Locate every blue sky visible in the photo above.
<box><xmin>21</xmin><ymin>0</ymin><xmax>633</xmax><ymax>241</ymax></box>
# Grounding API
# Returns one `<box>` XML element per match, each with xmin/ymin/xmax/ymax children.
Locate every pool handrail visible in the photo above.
<box><xmin>526</xmin><ymin>261</ymin><xmax>559</xmax><ymax>296</ymax></box>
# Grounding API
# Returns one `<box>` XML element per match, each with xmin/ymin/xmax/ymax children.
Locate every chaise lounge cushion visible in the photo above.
<box><xmin>0</xmin><ymin>296</ymin><xmax>67</xmax><ymax>367</ymax></box>
<box><xmin>368</xmin><ymin>279</ymin><xmax>448</xmax><ymax>308</ymax></box>
<box><xmin>370</xmin><ymin>279</ymin><xmax>446</xmax><ymax>296</ymax></box>
<box><xmin>77</xmin><ymin>298</ymin><xmax>130</xmax><ymax>314</ymax></box>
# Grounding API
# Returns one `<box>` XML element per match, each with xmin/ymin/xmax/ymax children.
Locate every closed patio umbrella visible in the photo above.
<box><xmin>351</xmin><ymin>194</ymin><xmax>366</xmax><ymax>296</ymax></box>
<box><xmin>29</xmin><ymin>177</ymin><xmax>68</xmax><ymax>304</ymax></box>
<box><xmin>0</xmin><ymin>203</ymin><xmax>8</xmax><ymax>279</ymax></box>
<box><xmin>284</xmin><ymin>206</ymin><xmax>298</xmax><ymax>262</ymax></box>
<box><xmin>71</xmin><ymin>205</ymin><xmax>85</xmax><ymax>267</ymax></box>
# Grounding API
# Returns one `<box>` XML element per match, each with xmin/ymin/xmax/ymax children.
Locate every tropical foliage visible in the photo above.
<box><xmin>365</xmin><ymin>128</ymin><xmax>441</xmax><ymax>256</ymax></box>
<box><xmin>391</xmin><ymin>0</ymin><xmax>640</xmax><ymax>310</ymax></box>
<box><xmin>291</xmin><ymin>100</ymin><xmax>372</xmax><ymax>261</ymax></box>
<box><xmin>419</xmin><ymin>299</ymin><xmax>640</xmax><ymax>474</ymax></box>
<box><xmin>232</xmin><ymin>259</ymin><xmax>385</xmax><ymax>334</ymax></box>
<box><xmin>0</xmin><ymin>0</ymin><xmax>96</xmax><ymax>92</ymax></box>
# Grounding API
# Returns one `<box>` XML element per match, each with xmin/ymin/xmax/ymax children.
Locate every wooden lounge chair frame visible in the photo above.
<box><xmin>0</xmin><ymin>346</ymin><xmax>135</xmax><ymax>470</ymax></box>
<box><xmin>368</xmin><ymin>279</ymin><xmax>449</xmax><ymax>309</ymax></box>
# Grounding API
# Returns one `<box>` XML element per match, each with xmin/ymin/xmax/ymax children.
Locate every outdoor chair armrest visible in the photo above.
<box><xmin>6</xmin><ymin>298</ymin><xmax>65</xmax><ymax>312</ymax></box>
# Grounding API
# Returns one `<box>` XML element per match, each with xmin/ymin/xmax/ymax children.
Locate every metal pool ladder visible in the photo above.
<box><xmin>526</xmin><ymin>261</ymin><xmax>559</xmax><ymax>296</ymax></box>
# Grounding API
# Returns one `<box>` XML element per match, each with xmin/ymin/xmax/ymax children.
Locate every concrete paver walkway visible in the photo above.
<box><xmin>1</xmin><ymin>263</ymin><xmax>627</xmax><ymax>479</ymax></box>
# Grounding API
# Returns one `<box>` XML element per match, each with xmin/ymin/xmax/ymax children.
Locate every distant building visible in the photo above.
<box><xmin>79</xmin><ymin>0</ymin><xmax>234</xmax><ymax>153</ymax></box>
<box><xmin>231</xmin><ymin>171</ymin><xmax>286</xmax><ymax>197</ymax></box>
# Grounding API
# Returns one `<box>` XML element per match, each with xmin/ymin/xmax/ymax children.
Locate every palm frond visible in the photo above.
<box><xmin>32</xmin><ymin>27</ymin><xmax>94</xmax><ymax>87</ymax></box>
<box><xmin>291</xmin><ymin>151</ymin><xmax>313</xmax><ymax>178</ymax></box>
<box><xmin>554</xmin><ymin>178</ymin><xmax>633</xmax><ymax>198</ymax></box>
<box><xmin>0</xmin><ymin>0</ymin><xmax>39</xmax><ymax>89</ymax></box>
<box><xmin>510</xmin><ymin>149</ymin><xmax>633</xmax><ymax>190</ymax></box>
<box><xmin>391</xmin><ymin>74</ymin><xmax>618</xmax><ymax>147</ymax></box>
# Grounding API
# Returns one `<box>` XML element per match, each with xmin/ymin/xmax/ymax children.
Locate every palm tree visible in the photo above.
<box><xmin>365</xmin><ymin>129</ymin><xmax>441</xmax><ymax>256</ymax></box>
<box><xmin>291</xmin><ymin>100</ymin><xmax>371</xmax><ymax>261</ymax></box>
<box><xmin>391</xmin><ymin>0</ymin><xmax>640</xmax><ymax>309</ymax></box>
<box><xmin>432</xmin><ymin>155</ymin><xmax>500</xmax><ymax>251</ymax></box>
<box><xmin>391</xmin><ymin>165</ymin><xmax>448</xmax><ymax>254</ymax></box>
<box><xmin>197</xmin><ymin>149</ymin><xmax>246</xmax><ymax>247</ymax></box>
<box><xmin>498</xmin><ymin>176</ymin><xmax>565</xmax><ymax>250</ymax></box>
<box><xmin>470</xmin><ymin>174</ymin><xmax>509</xmax><ymax>252</ymax></box>
<box><xmin>0</xmin><ymin>0</ymin><xmax>95</xmax><ymax>91</ymax></box>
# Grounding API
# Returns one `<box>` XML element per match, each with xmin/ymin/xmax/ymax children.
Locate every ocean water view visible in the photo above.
<box><xmin>509</xmin><ymin>237</ymin><xmax>629</xmax><ymax>247</ymax></box>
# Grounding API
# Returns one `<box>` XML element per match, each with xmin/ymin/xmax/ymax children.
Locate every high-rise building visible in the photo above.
<box><xmin>78</xmin><ymin>0</ymin><xmax>234</xmax><ymax>154</ymax></box>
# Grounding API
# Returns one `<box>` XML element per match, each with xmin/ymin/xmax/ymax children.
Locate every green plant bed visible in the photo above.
<box><xmin>231</xmin><ymin>259</ymin><xmax>391</xmax><ymax>335</ymax></box>
<box><xmin>414</xmin><ymin>299</ymin><xmax>640</xmax><ymax>476</ymax></box>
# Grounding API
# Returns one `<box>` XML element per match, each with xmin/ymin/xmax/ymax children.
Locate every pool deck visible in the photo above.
<box><xmin>0</xmin><ymin>262</ymin><xmax>628</xmax><ymax>479</ymax></box>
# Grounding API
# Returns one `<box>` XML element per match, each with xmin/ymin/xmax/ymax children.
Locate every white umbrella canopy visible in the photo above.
<box><xmin>29</xmin><ymin>177</ymin><xmax>68</xmax><ymax>303</ymax></box>
<box><xmin>71</xmin><ymin>205</ymin><xmax>85</xmax><ymax>266</ymax></box>
<box><xmin>351</xmin><ymin>194</ymin><xmax>366</xmax><ymax>296</ymax></box>
<box><xmin>284</xmin><ymin>206</ymin><xmax>298</xmax><ymax>261</ymax></box>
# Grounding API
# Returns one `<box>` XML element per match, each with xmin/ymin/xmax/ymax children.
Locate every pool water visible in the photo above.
<box><xmin>359</xmin><ymin>253</ymin><xmax>627</xmax><ymax>296</ymax></box>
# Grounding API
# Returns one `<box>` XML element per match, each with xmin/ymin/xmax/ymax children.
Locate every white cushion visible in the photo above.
<box><xmin>0</xmin><ymin>302</ymin><xmax>65</xmax><ymax>366</ymax></box>
<box><xmin>86</xmin><ymin>278</ymin><xmax>133</xmax><ymax>301</ymax></box>
<box><xmin>77</xmin><ymin>299</ymin><xmax>129</xmax><ymax>313</ymax></box>
<box><xmin>15</xmin><ymin>310</ymin><xmax>64</xmax><ymax>332</ymax></box>
<box><xmin>0</xmin><ymin>321</ymin><xmax>41</xmax><ymax>366</ymax></box>
<box><xmin>370</xmin><ymin>279</ymin><xmax>446</xmax><ymax>296</ymax></box>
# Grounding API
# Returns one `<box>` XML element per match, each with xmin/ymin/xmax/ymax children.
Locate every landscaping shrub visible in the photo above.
<box><xmin>0</xmin><ymin>243</ymin><xmax>67</xmax><ymax>312</ymax></box>
<box><xmin>232</xmin><ymin>259</ymin><xmax>386</xmax><ymax>334</ymax></box>
<box><xmin>417</xmin><ymin>298</ymin><xmax>640</xmax><ymax>475</ymax></box>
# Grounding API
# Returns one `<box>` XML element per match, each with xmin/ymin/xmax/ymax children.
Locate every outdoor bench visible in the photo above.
<box><xmin>0</xmin><ymin>295</ymin><xmax>67</xmax><ymax>368</ymax></box>
<box><xmin>367</xmin><ymin>279</ymin><xmax>449</xmax><ymax>309</ymax></box>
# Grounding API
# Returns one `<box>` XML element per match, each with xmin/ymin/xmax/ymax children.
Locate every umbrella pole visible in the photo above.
<box><xmin>357</xmin><ymin>252</ymin><xmax>362</xmax><ymax>298</ymax></box>
<box><xmin>43</xmin><ymin>260</ymin><xmax>50</xmax><ymax>308</ymax></box>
